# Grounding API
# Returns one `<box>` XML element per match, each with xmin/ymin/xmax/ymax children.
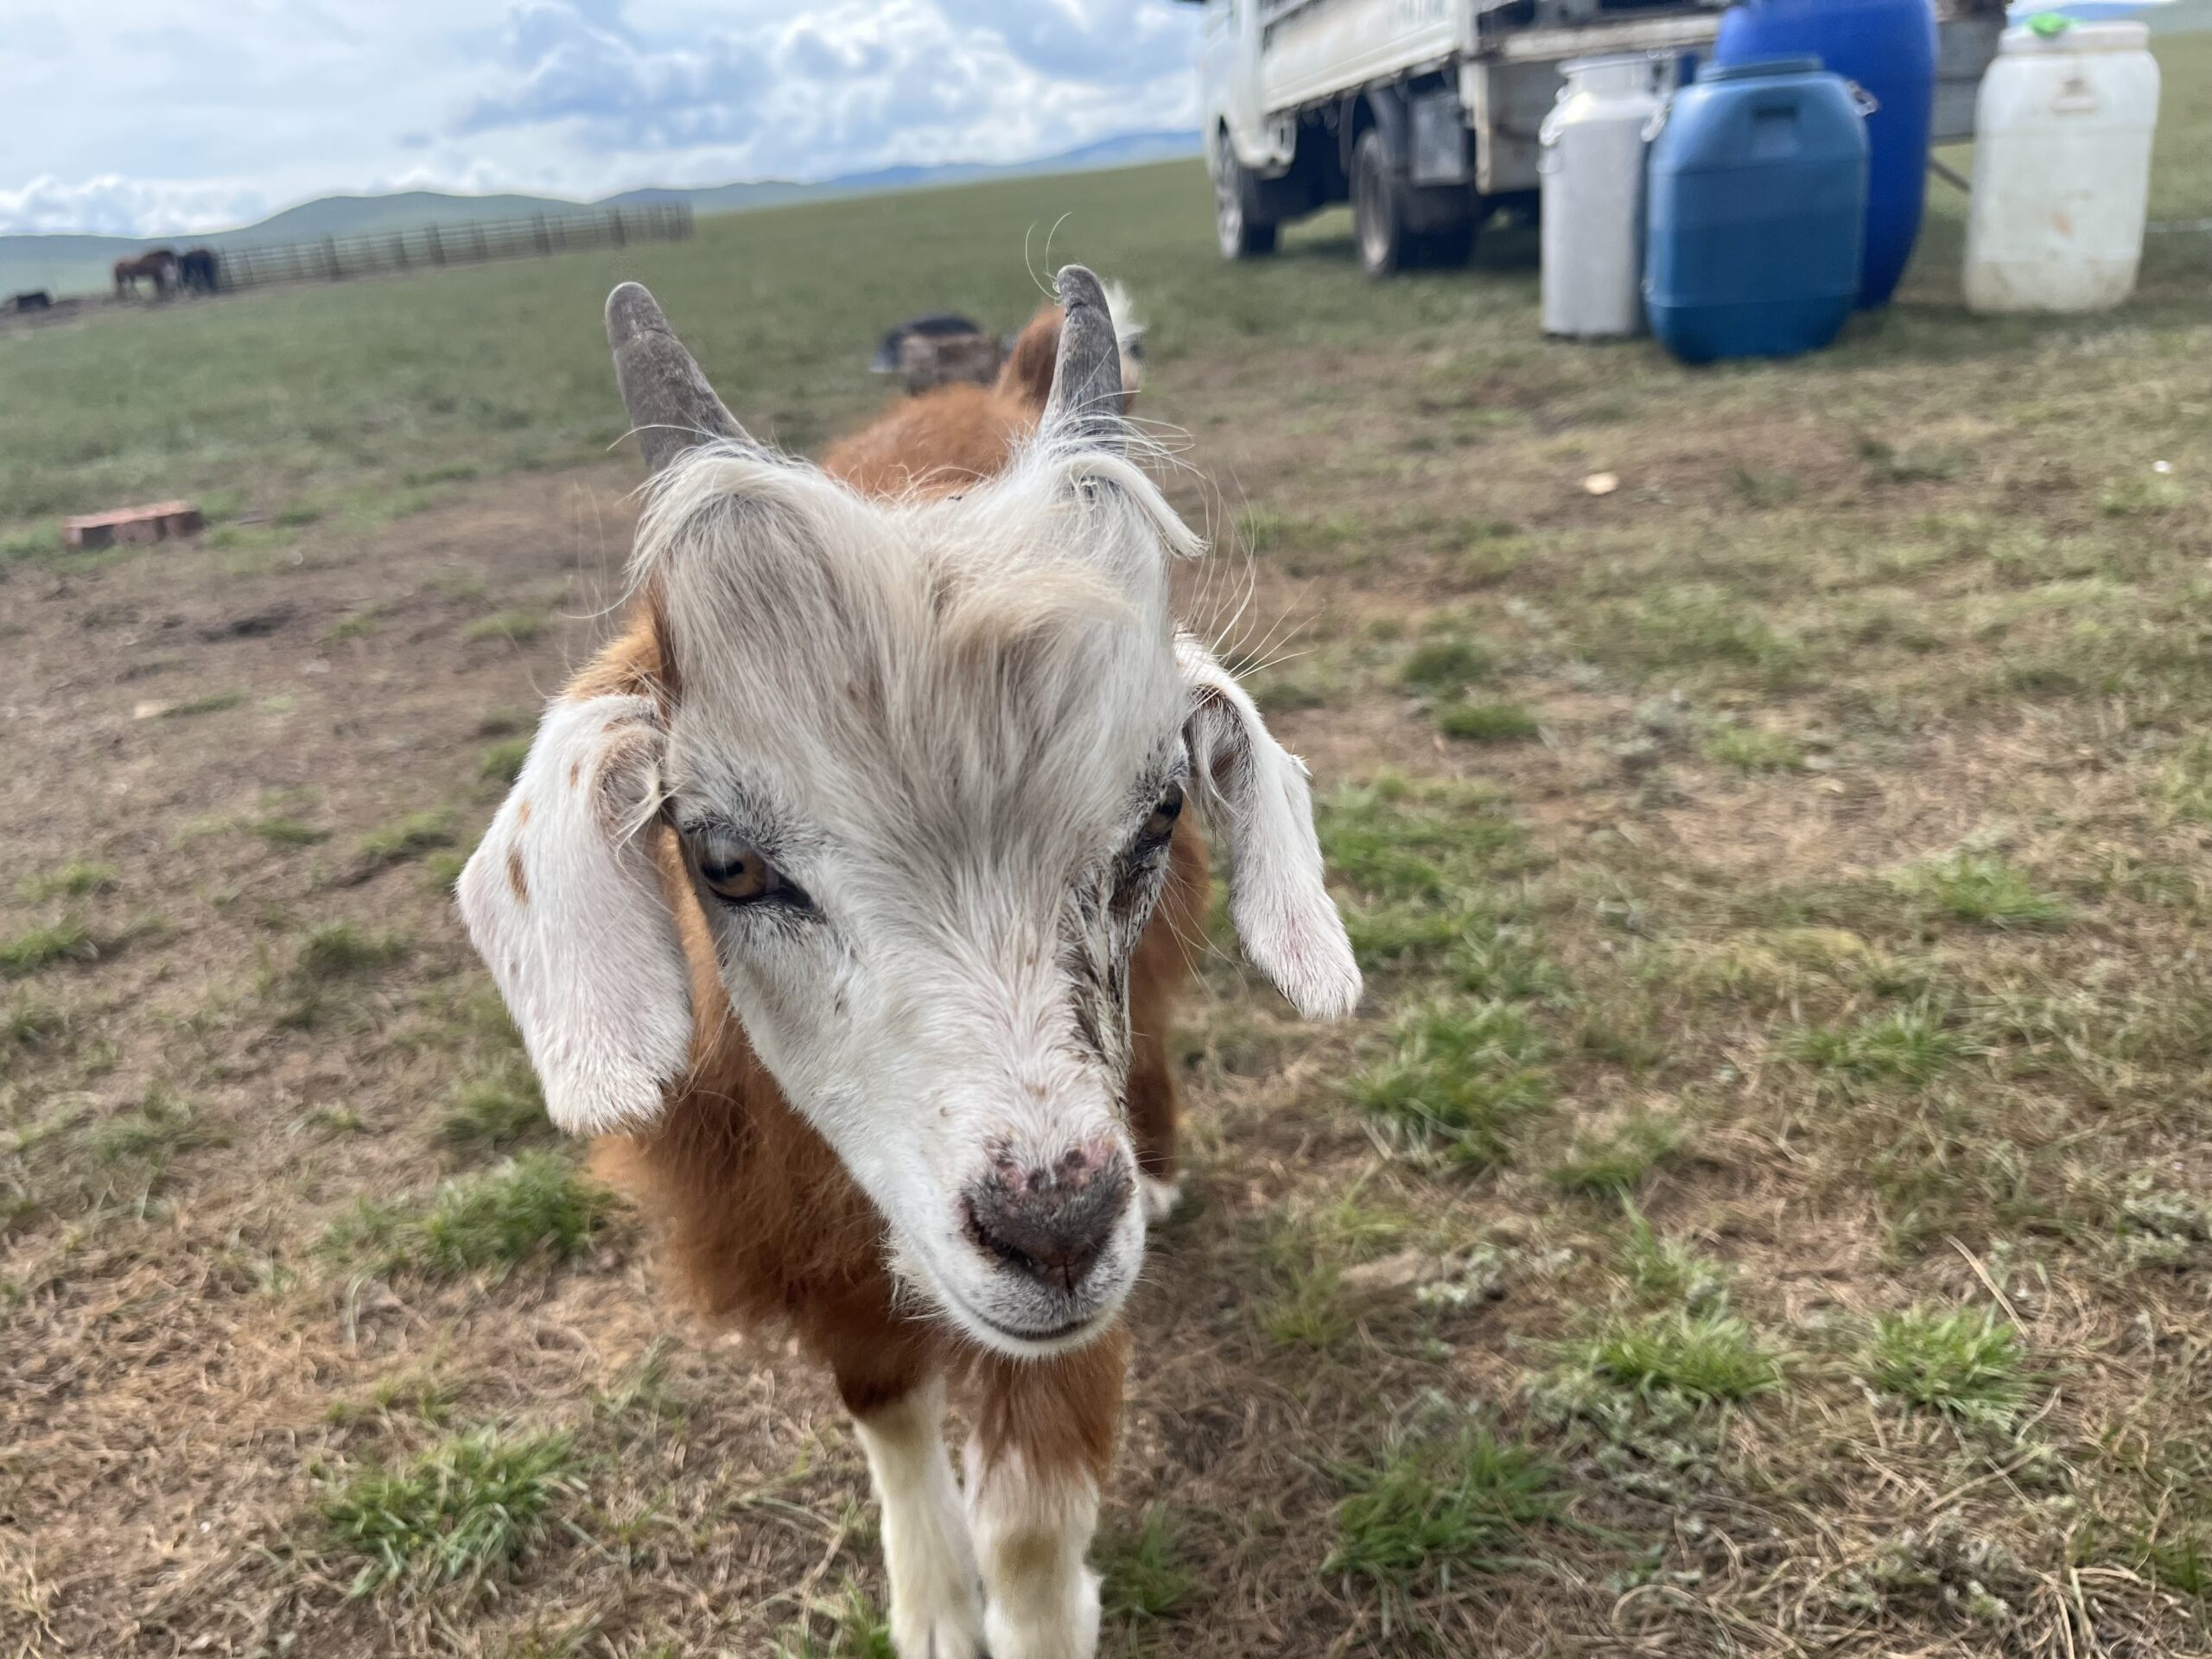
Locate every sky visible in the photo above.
<box><xmin>0</xmin><ymin>0</ymin><xmax>1203</xmax><ymax>238</ymax></box>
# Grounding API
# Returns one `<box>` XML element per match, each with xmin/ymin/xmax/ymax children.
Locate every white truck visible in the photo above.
<box><xmin>1182</xmin><ymin>0</ymin><xmax>2007</xmax><ymax>276</ymax></box>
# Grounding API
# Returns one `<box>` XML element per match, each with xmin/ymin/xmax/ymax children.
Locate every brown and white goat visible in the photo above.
<box><xmin>459</xmin><ymin>267</ymin><xmax>1357</xmax><ymax>1659</ymax></box>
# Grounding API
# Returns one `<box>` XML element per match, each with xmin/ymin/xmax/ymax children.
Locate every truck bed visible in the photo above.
<box><xmin>1255</xmin><ymin>0</ymin><xmax>1999</xmax><ymax>123</ymax></box>
<box><xmin>1257</xmin><ymin>0</ymin><xmax>1732</xmax><ymax>115</ymax></box>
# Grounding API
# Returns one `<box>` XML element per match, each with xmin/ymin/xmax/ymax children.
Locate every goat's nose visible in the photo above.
<box><xmin>962</xmin><ymin>1142</ymin><xmax>1133</xmax><ymax>1294</ymax></box>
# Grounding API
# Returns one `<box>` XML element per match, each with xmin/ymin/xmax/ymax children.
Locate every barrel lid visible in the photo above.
<box><xmin>1999</xmin><ymin>18</ymin><xmax>2150</xmax><ymax>50</ymax></box>
<box><xmin>1699</xmin><ymin>55</ymin><xmax>1825</xmax><ymax>82</ymax></box>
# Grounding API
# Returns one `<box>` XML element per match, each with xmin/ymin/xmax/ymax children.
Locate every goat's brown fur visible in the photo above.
<box><xmin>576</xmin><ymin>302</ymin><xmax>1202</xmax><ymax>1484</ymax></box>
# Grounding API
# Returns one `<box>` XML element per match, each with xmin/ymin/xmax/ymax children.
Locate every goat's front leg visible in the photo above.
<box><xmin>849</xmin><ymin>1375</ymin><xmax>984</xmax><ymax>1659</ymax></box>
<box><xmin>965</xmin><ymin>1332</ymin><xmax>1128</xmax><ymax>1659</ymax></box>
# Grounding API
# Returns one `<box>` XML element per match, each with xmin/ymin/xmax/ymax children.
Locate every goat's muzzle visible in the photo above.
<box><xmin>961</xmin><ymin>1139</ymin><xmax>1133</xmax><ymax>1299</ymax></box>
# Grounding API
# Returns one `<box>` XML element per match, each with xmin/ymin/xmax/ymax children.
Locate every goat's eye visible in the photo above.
<box><xmin>695</xmin><ymin>832</ymin><xmax>801</xmax><ymax>908</ymax></box>
<box><xmin>1140</xmin><ymin>782</ymin><xmax>1184</xmax><ymax>849</ymax></box>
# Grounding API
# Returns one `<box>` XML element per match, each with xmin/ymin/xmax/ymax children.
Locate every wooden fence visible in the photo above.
<box><xmin>209</xmin><ymin>202</ymin><xmax>693</xmax><ymax>292</ymax></box>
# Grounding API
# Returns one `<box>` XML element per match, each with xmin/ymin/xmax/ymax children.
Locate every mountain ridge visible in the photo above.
<box><xmin>1</xmin><ymin>130</ymin><xmax>1198</xmax><ymax>295</ymax></box>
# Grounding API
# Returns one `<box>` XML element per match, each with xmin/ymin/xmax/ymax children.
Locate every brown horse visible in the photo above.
<box><xmin>113</xmin><ymin>248</ymin><xmax>179</xmax><ymax>299</ymax></box>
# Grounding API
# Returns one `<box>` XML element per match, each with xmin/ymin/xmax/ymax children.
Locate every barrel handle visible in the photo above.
<box><xmin>1846</xmin><ymin>79</ymin><xmax>1881</xmax><ymax>118</ymax></box>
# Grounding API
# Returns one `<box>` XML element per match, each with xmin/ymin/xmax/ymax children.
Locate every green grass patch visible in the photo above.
<box><xmin>359</xmin><ymin>809</ymin><xmax>457</xmax><ymax>863</ymax></box>
<box><xmin>1700</xmin><ymin>727</ymin><xmax>1804</xmax><ymax>774</ymax></box>
<box><xmin>16</xmin><ymin>862</ymin><xmax>117</xmax><ymax>902</ymax></box>
<box><xmin>1318</xmin><ymin>775</ymin><xmax>1527</xmax><ymax>904</ymax></box>
<box><xmin>1785</xmin><ymin>1003</ymin><xmax>1965</xmax><ymax>1085</ymax></box>
<box><xmin>1867</xmin><ymin>1105</ymin><xmax>2064</xmax><ymax>1255</ymax></box>
<box><xmin>296</xmin><ymin>922</ymin><xmax>410</xmax><ymax>982</ymax></box>
<box><xmin>87</xmin><ymin>1085</ymin><xmax>226</xmax><ymax>1167</ymax></box>
<box><xmin>324</xmin><ymin>1367</ymin><xmax>460</xmax><ymax>1430</ymax></box>
<box><xmin>1564</xmin><ymin>1308</ymin><xmax>1783</xmax><ymax>1403</ymax></box>
<box><xmin>461</xmin><ymin>609</ymin><xmax>550</xmax><ymax>645</ymax></box>
<box><xmin>423</xmin><ymin>850</ymin><xmax>471</xmax><ymax>888</ymax></box>
<box><xmin>4</xmin><ymin>992</ymin><xmax>66</xmax><ymax>1050</ymax></box>
<box><xmin>1615</xmin><ymin>585</ymin><xmax>1801</xmax><ymax>685</ymax></box>
<box><xmin>1400</xmin><ymin>635</ymin><xmax>1494</xmax><ymax>696</ymax></box>
<box><xmin>267</xmin><ymin>923</ymin><xmax>412</xmax><ymax>1028</ymax></box>
<box><xmin>1436</xmin><ymin>699</ymin><xmax>1540</xmax><ymax>743</ymax></box>
<box><xmin>2100</xmin><ymin>474</ymin><xmax>2187</xmax><ymax>518</ymax></box>
<box><xmin>162</xmin><ymin>690</ymin><xmax>248</xmax><ymax>719</ymax></box>
<box><xmin>322</xmin><ymin>1153</ymin><xmax>613</xmax><ymax>1281</ymax></box>
<box><xmin>2136</xmin><ymin>1529</ymin><xmax>2212</xmax><ymax>1601</ymax></box>
<box><xmin>1259</xmin><ymin>1257</ymin><xmax>1354</xmax><ymax>1353</ymax></box>
<box><xmin>1860</xmin><ymin>1305</ymin><xmax>2024</xmax><ymax>1427</ymax></box>
<box><xmin>475</xmin><ymin>707</ymin><xmax>534</xmax><ymax>739</ymax></box>
<box><xmin>1730</xmin><ymin>467</ymin><xmax>1801</xmax><ymax>508</ymax></box>
<box><xmin>1325</xmin><ymin>1427</ymin><xmax>1560</xmax><ymax>1596</ymax></box>
<box><xmin>1</xmin><ymin>918</ymin><xmax>96</xmax><ymax>977</ymax></box>
<box><xmin>1893</xmin><ymin>852</ymin><xmax>2068</xmax><ymax>929</ymax></box>
<box><xmin>1618</xmin><ymin>1205</ymin><xmax>1729</xmax><ymax>1310</ymax></box>
<box><xmin>480</xmin><ymin>738</ymin><xmax>532</xmax><ymax>785</ymax></box>
<box><xmin>321</xmin><ymin>1425</ymin><xmax>583</xmax><ymax>1596</ymax></box>
<box><xmin>1099</xmin><ymin>1506</ymin><xmax>1199</xmax><ymax>1623</ymax></box>
<box><xmin>1548</xmin><ymin>1110</ymin><xmax>1688</xmax><ymax>1198</ymax></box>
<box><xmin>1859</xmin><ymin>437</ymin><xmax>1960</xmax><ymax>484</ymax></box>
<box><xmin>438</xmin><ymin>1062</ymin><xmax>548</xmax><ymax>1153</ymax></box>
<box><xmin>2159</xmin><ymin>734</ymin><xmax>2212</xmax><ymax>823</ymax></box>
<box><xmin>326</xmin><ymin>606</ymin><xmax>385</xmax><ymax>642</ymax></box>
<box><xmin>1352</xmin><ymin>1000</ymin><xmax>1550</xmax><ymax>1169</ymax></box>
<box><xmin>249</xmin><ymin>815</ymin><xmax>327</xmax><ymax>847</ymax></box>
<box><xmin>773</xmin><ymin>1586</ymin><xmax>897</xmax><ymax>1659</ymax></box>
<box><xmin>1233</xmin><ymin>504</ymin><xmax>1287</xmax><ymax>555</ymax></box>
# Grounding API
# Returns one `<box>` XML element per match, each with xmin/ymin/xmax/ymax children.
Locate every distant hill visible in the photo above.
<box><xmin>0</xmin><ymin>130</ymin><xmax>1199</xmax><ymax>297</ymax></box>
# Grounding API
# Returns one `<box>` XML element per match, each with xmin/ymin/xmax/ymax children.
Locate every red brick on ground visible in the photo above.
<box><xmin>61</xmin><ymin>500</ymin><xmax>205</xmax><ymax>550</ymax></box>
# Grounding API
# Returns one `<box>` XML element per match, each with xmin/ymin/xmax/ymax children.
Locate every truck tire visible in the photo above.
<box><xmin>1213</xmin><ymin>154</ymin><xmax>1280</xmax><ymax>260</ymax></box>
<box><xmin>1352</xmin><ymin>130</ymin><xmax>1411</xmax><ymax>278</ymax></box>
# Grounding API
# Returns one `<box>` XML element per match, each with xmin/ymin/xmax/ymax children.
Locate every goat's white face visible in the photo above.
<box><xmin>458</xmin><ymin>273</ymin><xmax>1359</xmax><ymax>1359</ymax></box>
<box><xmin>660</xmin><ymin>461</ymin><xmax>1196</xmax><ymax>1351</ymax></box>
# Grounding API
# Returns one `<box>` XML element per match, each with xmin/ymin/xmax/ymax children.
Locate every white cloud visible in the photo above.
<box><xmin>456</xmin><ymin>0</ymin><xmax>769</xmax><ymax>143</ymax></box>
<box><xmin>0</xmin><ymin>0</ymin><xmax>1201</xmax><ymax>238</ymax></box>
<box><xmin>0</xmin><ymin>175</ymin><xmax>270</xmax><ymax>239</ymax></box>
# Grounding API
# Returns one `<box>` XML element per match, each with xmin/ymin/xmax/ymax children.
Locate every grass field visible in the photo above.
<box><xmin>6</xmin><ymin>32</ymin><xmax>2212</xmax><ymax>1658</ymax></box>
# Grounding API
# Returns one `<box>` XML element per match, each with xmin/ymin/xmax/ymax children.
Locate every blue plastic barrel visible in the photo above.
<box><xmin>1715</xmin><ymin>0</ymin><xmax>1938</xmax><ymax>308</ymax></box>
<box><xmin>1644</xmin><ymin>59</ymin><xmax>1869</xmax><ymax>363</ymax></box>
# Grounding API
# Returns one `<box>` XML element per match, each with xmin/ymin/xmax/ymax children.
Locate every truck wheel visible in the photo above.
<box><xmin>1352</xmin><ymin>130</ymin><xmax>1410</xmax><ymax>278</ymax></box>
<box><xmin>1214</xmin><ymin>155</ymin><xmax>1279</xmax><ymax>260</ymax></box>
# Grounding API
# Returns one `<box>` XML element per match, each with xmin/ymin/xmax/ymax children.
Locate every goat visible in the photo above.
<box><xmin>869</xmin><ymin>312</ymin><xmax>1001</xmax><ymax>395</ymax></box>
<box><xmin>458</xmin><ymin>266</ymin><xmax>1357</xmax><ymax>1659</ymax></box>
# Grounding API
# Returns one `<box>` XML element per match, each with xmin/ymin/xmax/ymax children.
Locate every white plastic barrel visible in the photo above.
<box><xmin>1964</xmin><ymin>21</ymin><xmax>2160</xmax><ymax>313</ymax></box>
<box><xmin>1541</xmin><ymin>54</ymin><xmax>1667</xmax><ymax>339</ymax></box>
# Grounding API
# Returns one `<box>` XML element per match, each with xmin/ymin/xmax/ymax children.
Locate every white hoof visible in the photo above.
<box><xmin>1139</xmin><ymin>1173</ymin><xmax>1182</xmax><ymax>1225</ymax></box>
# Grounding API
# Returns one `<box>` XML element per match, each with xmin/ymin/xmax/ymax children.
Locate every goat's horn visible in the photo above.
<box><xmin>1042</xmin><ymin>264</ymin><xmax>1124</xmax><ymax>452</ymax></box>
<box><xmin>606</xmin><ymin>282</ymin><xmax>748</xmax><ymax>474</ymax></box>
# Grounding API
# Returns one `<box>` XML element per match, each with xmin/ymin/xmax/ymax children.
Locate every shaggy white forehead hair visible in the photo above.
<box><xmin>632</xmin><ymin>432</ymin><xmax>1207</xmax><ymax>863</ymax></box>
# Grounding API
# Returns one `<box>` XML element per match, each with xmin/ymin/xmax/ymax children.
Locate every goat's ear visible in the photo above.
<box><xmin>457</xmin><ymin>694</ymin><xmax>691</xmax><ymax>1135</ymax></box>
<box><xmin>1177</xmin><ymin>638</ymin><xmax>1362</xmax><ymax>1021</ymax></box>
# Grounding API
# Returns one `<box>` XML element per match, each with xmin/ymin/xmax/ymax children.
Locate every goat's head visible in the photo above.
<box><xmin>460</xmin><ymin>269</ymin><xmax>1358</xmax><ymax>1357</ymax></box>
